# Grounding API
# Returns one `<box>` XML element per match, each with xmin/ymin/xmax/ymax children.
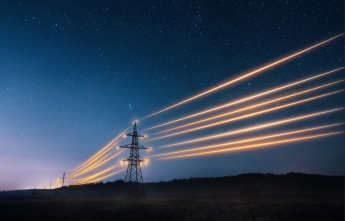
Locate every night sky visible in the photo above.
<box><xmin>0</xmin><ymin>0</ymin><xmax>344</xmax><ymax>190</ymax></box>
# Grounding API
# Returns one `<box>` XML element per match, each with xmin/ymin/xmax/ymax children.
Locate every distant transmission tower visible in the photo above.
<box><xmin>120</xmin><ymin>121</ymin><xmax>148</xmax><ymax>199</ymax></box>
<box><xmin>61</xmin><ymin>172</ymin><xmax>66</xmax><ymax>187</ymax></box>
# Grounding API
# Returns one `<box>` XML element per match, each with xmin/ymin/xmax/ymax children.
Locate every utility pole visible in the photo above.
<box><xmin>61</xmin><ymin>172</ymin><xmax>66</xmax><ymax>187</ymax></box>
<box><xmin>120</xmin><ymin>121</ymin><xmax>148</xmax><ymax>199</ymax></box>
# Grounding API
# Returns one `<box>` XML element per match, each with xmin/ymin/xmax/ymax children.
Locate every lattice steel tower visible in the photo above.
<box><xmin>120</xmin><ymin>122</ymin><xmax>148</xmax><ymax>199</ymax></box>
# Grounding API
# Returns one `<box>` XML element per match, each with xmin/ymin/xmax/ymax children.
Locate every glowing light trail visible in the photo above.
<box><xmin>71</xmin><ymin>141</ymin><xmax>121</xmax><ymax>176</ymax></box>
<box><xmin>158</xmin><ymin>132</ymin><xmax>344</xmax><ymax>160</ymax></box>
<box><xmin>161</xmin><ymin>108</ymin><xmax>343</xmax><ymax>148</ymax></box>
<box><xmin>77</xmin><ymin>170</ymin><xmax>124</xmax><ymax>184</ymax></box>
<box><xmin>144</xmin><ymin>67</ymin><xmax>344</xmax><ymax>131</ymax></box>
<box><xmin>73</xmin><ymin>164</ymin><xmax>119</xmax><ymax>184</ymax></box>
<box><xmin>149</xmin><ymin>91</ymin><xmax>343</xmax><ymax>141</ymax></box>
<box><xmin>72</xmin><ymin>140</ymin><xmax>118</xmax><ymax>171</ymax></box>
<box><xmin>71</xmin><ymin>164</ymin><xmax>119</xmax><ymax>182</ymax></box>
<box><xmin>71</xmin><ymin>128</ymin><xmax>128</xmax><ymax>172</ymax></box>
<box><xmin>143</xmin><ymin>34</ymin><xmax>344</xmax><ymax>119</ymax></box>
<box><xmin>69</xmin><ymin>150</ymin><xmax>124</xmax><ymax>179</ymax></box>
<box><xmin>69</xmin><ymin>151</ymin><xmax>115</xmax><ymax>177</ymax></box>
<box><xmin>50</xmin><ymin>178</ymin><xmax>61</xmax><ymax>188</ymax></box>
<box><xmin>150</xmin><ymin>123</ymin><xmax>343</xmax><ymax>157</ymax></box>
<box><xmin>152</xmin><ymin>81</ymin><xmax>344</xmax><ymax>135</ymax></box>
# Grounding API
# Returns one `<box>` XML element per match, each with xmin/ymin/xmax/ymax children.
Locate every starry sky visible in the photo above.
<box><xmin>0</xmin><ymin>0</ymin><xmax>344</xmax><ymax>190</ymax></box>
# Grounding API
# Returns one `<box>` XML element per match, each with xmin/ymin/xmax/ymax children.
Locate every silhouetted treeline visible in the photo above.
<box><xmin>145</xmin><ymin>172</ymin><xmax>343</xmax><ymax>198</ymax></box>
<box><xmin>1</xmin><ymin>172</ymin><xmax>343</xmax><ymax>200</ymax></box>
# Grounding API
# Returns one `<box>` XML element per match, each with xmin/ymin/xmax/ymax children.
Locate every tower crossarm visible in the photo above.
<box><xmin>138</xmin><ymin>145</ymin><xmax>148</xmax><ymax>149</ymax></box>
<box><xmin>119</xmin><ymin>144</ymin><xmax>132</xmax><ymax>149</ymax></box>
<box><xmin>119</xmin><ymin>144</ymin><xmax>148</xmax><ymax>150</ymax></box>
<box><xmin>122</xmin><ymin>159</ymin><xmax>145</xmax><ymax>162</ymax></box>
<box><xmin>126</xmin><ymin>132</ymin><xmax>145</xmax><ymax>137</ymax></box>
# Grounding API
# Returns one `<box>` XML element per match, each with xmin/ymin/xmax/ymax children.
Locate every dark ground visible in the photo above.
<box><xmin>1</xmin><ymin>173</ymin><xmax>343</xmax><ymax>221</ymax></box>
<box><xmin>0</xmin><ymin>197</ymin><xmax>343</xmax><ymax>221</ymax></box>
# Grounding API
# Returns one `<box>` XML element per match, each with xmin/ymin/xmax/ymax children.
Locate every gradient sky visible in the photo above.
<box><xmin>0</xmin><ymin>0</ymin><xmax>344</xmax><ymax>190</ymax></box>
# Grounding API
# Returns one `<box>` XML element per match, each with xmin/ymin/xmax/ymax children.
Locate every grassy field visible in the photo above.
<box><xmin>1</xmin><ymin>197</ymin><xmax>343</xmax><ymax>221</ymax></box>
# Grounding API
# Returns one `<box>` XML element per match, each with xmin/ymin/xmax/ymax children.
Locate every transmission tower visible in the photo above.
<box><xmin>120</xmin><ymin>121</ymin><xmax>148</xmax><ymax>199</ymax></box>
<box><xmin>61</xmin><ymin>172</ymin><xmax>66</xmax><ymax>187</ymax></box>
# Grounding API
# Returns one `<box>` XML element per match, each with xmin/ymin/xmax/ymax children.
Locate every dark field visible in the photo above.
<box><xmin>0</xmin><ymin>197</ymin><xmax>343</xmax><ymax>221</ymax></box>
<box><xmin>1</xmin><ymin>173</ymin><xmax>343</xmax><ymax>221</ymax></box>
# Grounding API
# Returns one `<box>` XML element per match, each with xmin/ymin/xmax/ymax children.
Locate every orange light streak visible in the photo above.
<box><xmin>77</xmin><ymin>170</ymin><xmax>124</xmax><ymax>184</ymax></box>
<box><xmin>161</xmin><ymin>108</ymin><xmax>343</xmax><ymax>148</ymax></box>
<box><xmin>69</xmin><ymin>150</ymin><xmax>124</xmax><ymax>179</ymax></box>
<box><xmin>149</xmin><ymin>91</ymin><xmax>343</xmax><ymax>141</ymax></box>
<box><xmin>150</xmin><ymin>123</ymin><xmax>343</xmax><ymax>157</ymax></box>
<box><xmin>71</xmin><ymin>141</ymin><xmax>120</xmax><ymax>175</ymax></box>
<box><xmin>70</xmin><ymin>151</ymin><xmax>115</xmax><ymax>177</ymax></box>
<box><xmin>71</xmin><ymin>164</ymin><xmax>119</xmax><ymax>182</ymax></box>
<box><xmin>77</xmin><ymin>150</ymin><xmax>124</xmax><ymax>174</ymax></box>
<box><xmin>71</xmin><ymin>128</ymin><xmax>128</xmax><ymax>172</ymax></box>
<box><xmin>73</xmin><ymin>164</ymin><xmax>119</xmax><ymax>184</ymax></box>
<box><xmin>152</xmin><ymin>80</ymin><xmax>344</xmax><ymax>135</ymax></box>
<box><xmin>72</xmin><ymin>139</ymin><xmax>118</xmax><ymax>171</ymax></box>
<box><xmin>143</xmin><ymin>34</ymin><xmax>344</xmax><ymax>119</ymax></box>
<box><xmin>158</xmin><ymin>132</ymin><xmax>344</xmax><ymax>160</ymax></box>
<box><xmin>50</xmin><ymin>179</ymin><xmax>60</xmax><ymax>188</ymax></box>
<box><xmin>144</xmin><ymin>67</ymin><xmax>344</xmax><ymax>131</ymax></box>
